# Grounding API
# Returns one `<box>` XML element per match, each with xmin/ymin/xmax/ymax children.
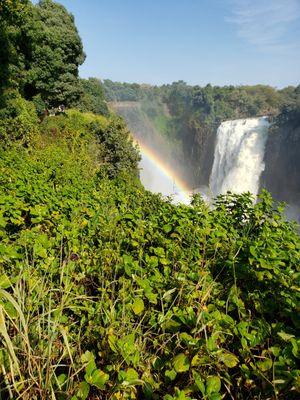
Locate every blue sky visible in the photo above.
<box><xmin>34</xmin><ymin>0</ymin><xmax>300</xmax><ymax>87</ymax></box>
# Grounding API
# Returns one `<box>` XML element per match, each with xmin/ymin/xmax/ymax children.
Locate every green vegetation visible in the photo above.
<box><xmin>0</xmin><ymin>0</ymin><xmax>85</xmax><ymax>109</ymax></box>
<box><xmin>274</xmin><ymin>86</ymin><xmax>300</xmax><ymax>128</ymax></box>
<box><xmin>0</xmin><ymin>0</ymin><xmax>105</xmax><ymax>115</ymax></box>
<box><xmin>75</xmin><ymin>78</ymin><xmax>109</xmax><ymax>116</ymax></box>
<box><xmin>140</xmin><ymin>100</ymin><xmax>171</xmax><ymax>137</ymax></box>
<box><xmin>0</xmin><ymin>1</ymin><xmax>299</xmax><ymax>399</ymax></box>
<box><xmin>103</xmin><ymin>80</ymin><xmax>300</xmax><ymax>124</ymax></box>
<box><xmin>104</xmin><ymin>80</ymin><xmax>151</xmax><ymax>102</ymax></box>
<box><xmin>0</xmin><ymin>91</ymin><xmax>39</xmax><ymax>144</ymax></box>
<box><xmin>261</xmin><ymin>87</ymin><xmax>300</xmax><ymax>211</ymax></box>
<box><xmin>1</xmin><ymin>130</ymin><xmax>300</xmax><ymax>399</ymax></box>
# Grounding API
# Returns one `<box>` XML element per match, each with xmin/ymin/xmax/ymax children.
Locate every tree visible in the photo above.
<box><xmin>0</xmin><ymin>0</ymin><xmax>29</xmax><ymax>21</ymax></box>
<box><xmin>0</xmin><ymin>0</ymin><xmax>31</xmax><ymax>107</ymax></box>
<box><xmin>24</xmin><ymin>0</ymin><xmax>85</xmax><ymax>107</ymax></box>
<box><xmin>76</xmin><ymin>78</ymin><xmax>109</xmax><ymax>115</ymax></box>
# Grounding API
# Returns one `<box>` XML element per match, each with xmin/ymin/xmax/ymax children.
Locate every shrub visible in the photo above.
<box><xmin>0</xmin><ymin>90</ymin><xmax>39</xmax><ymax>144</ymax></box>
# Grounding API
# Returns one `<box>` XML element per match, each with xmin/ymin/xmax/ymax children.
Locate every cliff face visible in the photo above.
<box><xmin>261</xmin><ymin>116</ymin><xmax>300</xmax><ymax>221</ymax></box>
<box><xmin>186</xmin><ymin>123</ymin><xmax>216</xmax><ymax>187</ymax></box>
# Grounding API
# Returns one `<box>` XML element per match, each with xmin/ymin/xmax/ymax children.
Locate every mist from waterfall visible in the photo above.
<box><xmin>111</xmin><ymin>101</ymin><xmax>192</xmax><ymax>203</ymax></box>
<box><xmin>139</xmin><ymin>155</ymin><xmax>190</xmax><ymax>204</ymax></box>
<box><xmin>112</xmin><ymin>100</ymin><xmax>271</xmax><ymax>204</ymax></box>
<box><xmin>209</xmin><ymin>117</ymin><xmax>269</xmax><ymax>197</ymax></box>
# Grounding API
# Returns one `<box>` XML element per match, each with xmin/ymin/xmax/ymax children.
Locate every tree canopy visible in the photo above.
<box><xmin>75</xmin><ymin>78</ymin><xmax>109</xmax><ymax>115</ymax></box>
<box><xmin>0</xmin><ymin>0</ymin><xmax>85</xmax><ymax>109</ymax></box>
<box><xmin>24</xmin><ymin>0</ymin><xmax>85</xmax><ymax>107</ymax></box>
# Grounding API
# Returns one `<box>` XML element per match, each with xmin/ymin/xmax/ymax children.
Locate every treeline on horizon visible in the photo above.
<box><xmin>0</xmin><ymin>1</ymin><xmax>300</xmax><ymax>400</ymax></box>
<box><xmin>103</xmin><ymin>79</ymin><xmax>300</xmax><ymax>123</ymax></box>
<box><xmin>102</xmin><ymin>79</ymin><xmax>300</xmax><ymax>142</ymax></box>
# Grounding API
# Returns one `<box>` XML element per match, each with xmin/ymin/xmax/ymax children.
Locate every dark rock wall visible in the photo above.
<box><xmin>261</xmin><ymin>118</ymin><xmax>300</xmax><ymax>220</ymax></box>
<box><xmin>188</xmin><ymin>125</ymin><xmax>216</xmax><ymax>187</ymax></box>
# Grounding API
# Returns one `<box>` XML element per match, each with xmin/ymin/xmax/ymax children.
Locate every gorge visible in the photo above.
<box><xmin>110</xmin><ymin>96</ymin><xmax>300</xmax><ymax>221</ymax></box>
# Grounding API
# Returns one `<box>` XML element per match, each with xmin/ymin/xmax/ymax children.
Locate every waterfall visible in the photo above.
<box><xmin>209</xmin><ymin>117</ymin><xmax>269</xmax><ymax>197</ymax></box>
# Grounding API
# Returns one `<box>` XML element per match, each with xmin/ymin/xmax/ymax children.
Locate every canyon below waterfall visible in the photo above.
<box><xmin>111</xmin><ymin>99</ymin><xmax>300</xmax><ymax>221</ymax></box>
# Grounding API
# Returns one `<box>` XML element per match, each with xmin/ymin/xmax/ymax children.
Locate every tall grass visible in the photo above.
<box><xmin>0</xmin><ymin>258</ymin><xmax>93</xmax><ymax>399</ymax></box>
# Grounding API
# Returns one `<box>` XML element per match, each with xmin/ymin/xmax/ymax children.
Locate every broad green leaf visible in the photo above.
<box><xmin>144</xmin><ymin>289</ymin><xmax>157</xmax><ymax>304</ymax></box>
<box><xmin>33</xmin><ymin>243</ymin><xmax>47</xmax><ymax>258</ymax></box>
<box><xmin>0</xmin><ymin>275</ymin><xmax>11</xmax><ymax>289</ymax></box>
<box><xmin>249</xmin><ymin>246</ymin><xmax>257</xmax><ymax>257</ymax></box>
<box><xmin>270</xmin><ymin>346</ymin><xmax>281</xmax><ymax>357</ymax></box>
<box><xmin>154</xmin><ymin>247</ymin><xmax>165</xmax><ymax>257</ymax></box>
<box><xmin>118</xmin><ymin>333</ymin><xmax>138</xmax><ymax>364</ymax></box>
<box><xmin>81</xmin><ymin>351</ymin><xmax>95</xmax><ymax>364</ymax></box>
<box><xmin>291</xmin><ymin>338</ymin><xmax>299</xmax><ymax>358</ymax></box>
<box><xmin>193</xmin><ymin>371</ymin><xmax>205</xmax><ymax>395</ymax></box>
<box><xmin>85</xmin><ymin>359</ymin><xmax>97</xmax><ymax>377</ymax></box>
<box><xmin>76</xmin><ymin>381</ymin><xmax>90</xmax><ymax>400</ymax></box>
<box><xmin>57</xmin><ymin>373</ymin><xmax>67</xmax><ymax>387</ymax></box>
<box><xmin>89</xmin><ymin>369</ymin><xmax>109</xmax><ymax>389</ymax></box>
<box><xmin>163</xmin><ymin>224</ymin><xmax>172</xmax><ymax>233</ymax></box>
<box><xmin>108</xmin><ymin>334</ymin><xmax>118</xmax><ymax>353</ymax></box>
<box><xmin>257</xmin><ymin>359</ymin><xmax>272</xmax><ymax>372</ymax></box>
<box><xmin>162</xmin><ymin>288</ymin><xmax>176</xmax><ymax>300</ymax></box>
<box><xmin>0</xmin><ymin>216</ymin><xmax>7</xmax><ymax>228</ymax></box>
<box><xmin>209</xmin><ymin>393</ymin><xmax>222</xmax><ymax>400</ymax></box>
<box><xmin>277</xmin><ymin>331</ymin><xmax>295</xmax><ymax>342</ymax></box>
<box><xmin>172</xmin><ymin>353</ymin><xmax>190</xmax><ymax>373</ymax></box>
<box><xmin>165</xmin><ymin>369</ymin><xmax>177</xmax><ymax>381</ymax></box>
<box><xmin>132</xmin><ymin>298</ymin><xmax>144</xmax><ymax>315</ymax></box>
<box><xmin>206</xmin><ymin>376</ymin><xmax>221</xmax><ymax>395</ymax></box>
<box><xmin>127</xmin><ymin>368</ymin><xmax>138</xmax><ymax>379</ymax></box>
<box><xmin>219</xmin><ymin>352</ymin><xmax>239</xmax><ymax>368</ymax></box>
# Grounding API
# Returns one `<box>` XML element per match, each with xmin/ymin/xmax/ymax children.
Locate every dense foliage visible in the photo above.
<box><xmin>0</xmin><ymin>0</ymin><xmax>29</xmax><ymax>109</ymax></box>
<box><xmin>75</xmin><ymin>78</ymin><xmax>109</xmax><ymax>116</ymax></box>
<box><xmin>0</xmin><ymin>122</ymin><xmax>299</xmax><ymax>399</ymax></box>
<box><xmin>260</xmin><ymin>89</ymin><xmax>300</xmax><ymax>213</ymax></box>
<box><xmin>103</xmin><ymin>80</ymin><xmax>298</xmax><ymax>122</ymax></box>
<box><xmin>24</xmin><ymin>0</ymin><xmax>85</xmax><ymax>107</ymax></box>
<box><xmin>0</xmin><ymin>90</ymin><xmax>39</xmax><ymax>144</ymax></box>
<box><xmin>0</xmin><ymin>0</ymin><xmax>85</xmax><ymax>108</ymax></box>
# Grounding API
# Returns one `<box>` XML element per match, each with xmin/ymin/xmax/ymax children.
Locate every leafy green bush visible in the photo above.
<box><xmin>76</xmin><ymin>78</ymin><xmax>109</xmax><ymax>116</ymax></box>
<box><xmin>0</xmin><ymin>90</ymin><xmax>39</xmax><ymax>143</ymax></box>
<box><xmin>90</xmin><ymin>116</ymin><xmax>141</xmax><ymax>178</ymax></box>
<box><xmin>39</xmin><ymin>110</ymin><xmax>140</xmax><ymax>179</ymax></box>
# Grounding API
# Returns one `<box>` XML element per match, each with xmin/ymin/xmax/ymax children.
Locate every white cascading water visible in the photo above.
<box><xmin>209</xmin><ymin>117</ymin><xmax>269</xmax><ymax>197</ymax></box>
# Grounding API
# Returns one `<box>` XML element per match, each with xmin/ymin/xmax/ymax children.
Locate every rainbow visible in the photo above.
<box><xmin>135</xmin><ymin>139</ymin><xmax>192</xmax><ymax>204</ymax></box>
